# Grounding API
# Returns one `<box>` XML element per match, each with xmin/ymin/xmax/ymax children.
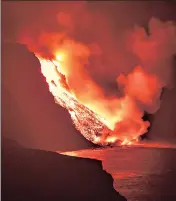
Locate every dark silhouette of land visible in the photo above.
<box><xmin>2</xmin><ymin>138</ymin><xmax>127</xmax><ymax>201</ymax></box>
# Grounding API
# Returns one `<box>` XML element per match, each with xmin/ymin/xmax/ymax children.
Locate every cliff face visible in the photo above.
<box><xmin>2</xmin><ymin>138</ymin><xmax>127</xmax><ymax>201</ymax></box>
<box><xmin>2</xmin><ymin>43</ymin><xmax>99</xmax><ymax>151</ymax></box>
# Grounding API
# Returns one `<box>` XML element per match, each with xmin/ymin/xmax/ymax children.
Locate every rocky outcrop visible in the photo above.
<box><xmin>2</xmin><ymin>42</ymin><xmax>99</xmax><ymax>151</ymax></box>
<box><xmin>2</xmin><ymin>138</ymin><xmax>127</xmax><ymax>201</ymax></box>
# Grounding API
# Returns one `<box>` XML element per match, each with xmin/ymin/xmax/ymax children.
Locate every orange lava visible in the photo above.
<box><xmin>23</xmin><ymin>33</ymin><xmax>164</xmax><ymax>146</ymax></box>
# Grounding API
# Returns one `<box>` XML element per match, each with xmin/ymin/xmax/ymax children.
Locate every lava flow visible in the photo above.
<box><xmin>38</xmin><ymin>58</ymin><xmax>112</xmax><ymax>146</ymax></box>
<box><xmin>20</xmin><ymin>18</ymin><xmax>173</xmax><ymax>147</ymax></box>
<box><xmin>32</xmin><ymin>34</ymin><xmax>161</xmax><ymax>147</ymax></box>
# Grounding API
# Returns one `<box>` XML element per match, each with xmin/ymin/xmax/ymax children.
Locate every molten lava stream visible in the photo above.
<box><xmin>37</xmin><ymin>55</ymin><xmax>149</xmax><ymax>147</ymax></box>
<box><xmin>38</xmin><ymin>58</ymin><xmax>113</xmax><ymax>145</ymax></box>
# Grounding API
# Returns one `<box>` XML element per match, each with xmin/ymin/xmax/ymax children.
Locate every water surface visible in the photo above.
<box><xmin>61</xmin><ymin>146</ymin><xmax>176</xmax><ymax>201</ymax></box>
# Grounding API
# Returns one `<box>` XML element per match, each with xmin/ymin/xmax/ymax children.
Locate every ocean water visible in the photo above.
<box><xmin>61</xmin><ymin>146</ymin><xmax>176</xmax><ymax>201</ymax></box>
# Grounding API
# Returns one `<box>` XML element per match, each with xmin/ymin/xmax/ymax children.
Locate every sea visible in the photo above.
<box><xmin>61</xmin><ymin>145</ymin><xmax>176</xmax><ymax>201</ymax></box>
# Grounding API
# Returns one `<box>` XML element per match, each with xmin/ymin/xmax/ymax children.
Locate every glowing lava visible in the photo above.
<box><xmin>35</xmin><ymin>42</ymin><xmax>156</xmax><ymax>146</ymax></box>
<box><xmin>19</xmin><ymin>17</ymin><xmax>176</xmax><ymax>147</ymax></box>
<box><xmin>23</xmin><ymin>31</ymin><xmax>165</xmax><ymax>147</ymax></box>
<box><xmin>38</xmin><ymin>57</ymin><xmax>112</xmax><ymax>145</ymax></box>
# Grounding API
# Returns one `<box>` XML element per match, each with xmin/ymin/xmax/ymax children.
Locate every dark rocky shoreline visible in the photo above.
<box><xmin>2</xmin><ymin>138</ymin><xmax>127</xmax><ymax>201</ymax></box>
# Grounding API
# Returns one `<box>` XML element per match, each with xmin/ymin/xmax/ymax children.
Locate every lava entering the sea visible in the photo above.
<box><xmin>21</xmin><ymin>16</ymin><xmax>176</xmax><ymax>147</ymax></box>
<box><xmin>33</xmin><ymin>35</ymin><xmax>161</xmax><ymax>146</ymax></box>
<box><xmin>38</xmin><ymin>58</ymin><xmax>113</xmax><ymax>146</ymax></box>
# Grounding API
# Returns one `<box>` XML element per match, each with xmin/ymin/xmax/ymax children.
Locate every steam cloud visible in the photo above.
<box><xmin>3</xmin><ymin>1</ymin><xmax>176</xmax><ymax>144</ymax></box>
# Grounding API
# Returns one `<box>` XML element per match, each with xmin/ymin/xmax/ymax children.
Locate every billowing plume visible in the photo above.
<box><xmin>4</xmin><ymin>2</ymin><xmax>176</xmax><ymax>145</ymax></box>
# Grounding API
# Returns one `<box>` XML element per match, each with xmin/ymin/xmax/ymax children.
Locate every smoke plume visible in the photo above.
<box><xmin>2</xmin><ymin>1</ymin><xmax>176</xmax><ymax>145</ymax></box>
